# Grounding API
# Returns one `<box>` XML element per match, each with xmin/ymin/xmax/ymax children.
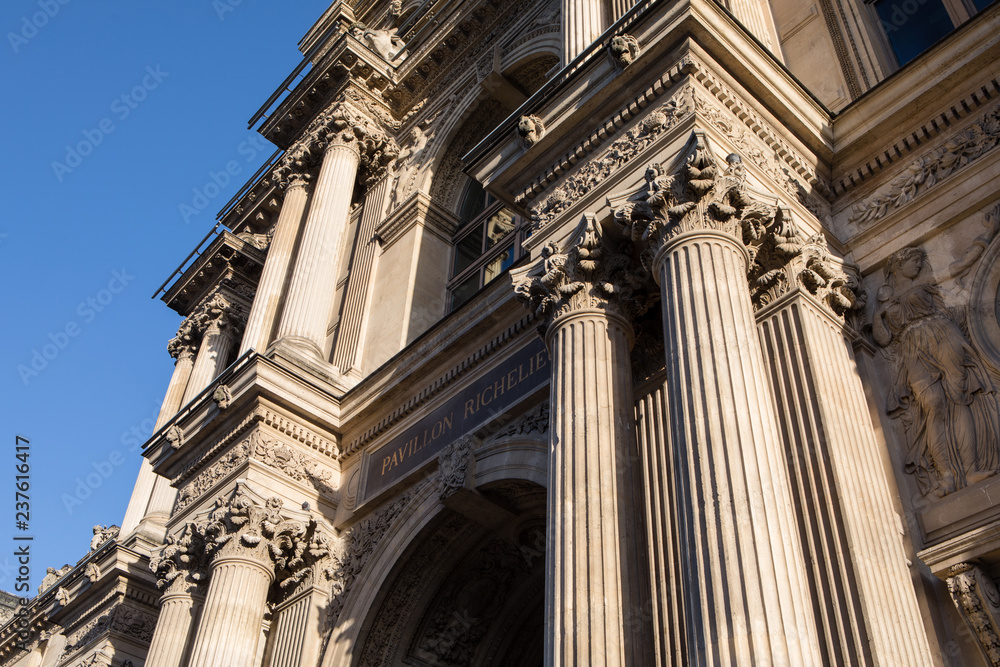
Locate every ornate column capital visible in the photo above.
<box><xmin>167</xmin><ymin>318</ymin><xmax>199</xmax><ymax>362</ymax></box>
<box><xmin>511</xmin><ymin>215</ymin><xmax>653</xmax><ymax>335</ymax></box>
<box><xmin>272</xmin><ymin>142</ymin><xmax>318</xmax><ymax>191</ymax></box>
<box><xmin>201</xmin><ymin>484</ymin><xmax>328</xmax><ymax>585</ymax></box>
<box><xmin>301</xmin><ymin>96</ymin><xmax>400</xmax><ymax>187</ymax></box>
<box><xmin>150</xmin><ymin>522</ymin><xmax>210</xmax><ymax>597</ymax></box>
<box><xmin>193</xmin><ymin>293</ymin><xmax>246</xmax><ymax>341</ymax></box>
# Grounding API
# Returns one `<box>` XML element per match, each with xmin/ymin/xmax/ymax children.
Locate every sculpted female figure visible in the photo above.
<box><xmin>873</xmin><ymin>246</ymin><xmax>1000</xmax><ymax>496</ymax></box>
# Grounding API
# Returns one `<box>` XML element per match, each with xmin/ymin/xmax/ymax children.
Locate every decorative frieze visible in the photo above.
<box><xmin>849</xmin><ymin>103</ymin><xmax>1000</xmax><ymax>227</ymax></box>
<box><xmin>438</xmin><ymin>436</ymin><xmax>473</xmax><ymax>499</ymax></box>
<box><xmin>62</xmin><ymin>603</ymin><xmax>156</xmax><ymax>657</ymax></box>
<box><xmin>175</xmin><ymin>431</ymin><xmax>337</xmax><ymax>512</ymax></box>
<box><xmin>490</xmin><ymin>402</ymin><xmax>550</xmax><ymax>441</ymax></box>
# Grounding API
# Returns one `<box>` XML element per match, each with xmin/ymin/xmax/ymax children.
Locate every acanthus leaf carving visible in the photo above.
<box><xmin>149</xmin><ymin>521</ymin><xmax>211</xmax><ymax>595</ymax></box>
<box><xmin>438</xmin><ymin>436</ymin><xmax>474</xmax><ymax>500</ymax></box>
<box><xmin>947</xmin><ymin>562</ymin><xmax>1000</xmax><ymax>665</ymax></box>
<box><xmin>512</xmin><ymin>215</ymin><xmax>654</xmax><ymax>334</ymax></box>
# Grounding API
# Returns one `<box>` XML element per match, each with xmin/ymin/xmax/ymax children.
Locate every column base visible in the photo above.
<box><xmin>269</xmin><ymin>338</ymin><xmax>354</xmax><ymax>393</ymax></box>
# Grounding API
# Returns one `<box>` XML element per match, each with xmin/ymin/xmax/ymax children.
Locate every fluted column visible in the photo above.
<box><xmin>727</xmin><ymin>0</ymin><xmax>775</xmax><ymax>50</ymax></box>
<box><xmin>185</xmin><ymin>312</ymin><xmax>238</xmax><ymax>403</ymax></box>
<box><xmin>562</xmin><ymin>0</ymin><xmax>605</xmax><ymax>63</ymax></box>
<box><xmin>331</xmin><ymin>175</ymin><xmax>390</xmax><ymax>374</ymax></box>
<box><xmin>147</xmin><ymin>524</ymin><xmax>209</xmax><ymax>667</ymax></box>
<box><xmin>513</xmin><ymin>216</ymin><xmax>653</xmax><ymax>667</ymax></box>
<box><xmin>189</xmin><ymin>556</ymin><xmax>273</xmax><ymax>666</ymax></box>
<box><xmin>616</xmin><ymin>137</ymin><xmax>822</xmax><ymax>665</ymax></box>
<box><xmin>609</xmin><ymin>0</ymin><xmax>633</xmax><ymax>22</ymax></box>
<box><xmin>757</xmin><ymin>278</ymin><xmax>933</xmax><ymax>663</ymax></box>
<box><xmin>186</xmin><ymin>485</ymin><xmax>325</xmax><ymax>667</ymax></box>
<box><xmin>239</xmin><ymin>171</ymin><xmax>312</xmax><ymax>355</ymax></box>
<box><xmin>121</xmin><ymin>323</ymin><xmax>197</xmax><ymax>537</ymax></box>
<box><xmin>145</xmin><ymin>587</ymin><xmax>205</xmax><ymax>667</ymax></box>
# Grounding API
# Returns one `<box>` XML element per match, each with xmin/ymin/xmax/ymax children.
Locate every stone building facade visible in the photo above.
<box><xmin>4</xmin><ymin>0</ymin><xmax>1000</xmax><ymax>664</ymax></box>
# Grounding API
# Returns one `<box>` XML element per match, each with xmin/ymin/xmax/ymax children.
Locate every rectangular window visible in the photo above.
<box><xmin>869</xmin><ymin>0</ymin><xmax>993</xmax><ymax>67</ymax></box>
<box><xmin>448</xmin><ymin>198</ymin><xmax>527</xmax><ymax>312</ymax></box>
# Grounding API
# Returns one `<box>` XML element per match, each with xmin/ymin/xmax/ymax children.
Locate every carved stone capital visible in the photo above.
<box><xmin>512</xmin><ymin>215</ymin><xmax>653</xmax><ymax>335</ymax></box>
<box><xmin>272</xmin><ymin>143</ymin><xmax>317</xmax><ymax>191</ymax></box>
<box><xmin>201</xmin><ymin>484</ymin><xmax>319</xmax><ymax>581</ymax></box>
<box><xmin>302</xmin><ymin>97</ymin><xmax>400</xmax><ymax>187</ymax></box>
<box><xmin>167</xmin><ymin>318</ymin><xmax>199</xmax><ymax>361</ymax></box>
<box><xmin>947</xmin><ymin>562</ymin><xmax>1000</xmax><ymax>665</ymax></box>
<box><xmin>149</xmin><ymin>522</ymin><xmax>210</xmax><ymax>596</ymax></box>
<box><xmin>193</xmin><ymin>293</ymin><xmax>246</xmax><ymax>340</ymax></box>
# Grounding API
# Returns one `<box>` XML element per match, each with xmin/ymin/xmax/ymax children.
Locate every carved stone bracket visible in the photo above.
<box><xmin>438</xmin><ymin>436</ymin><xmax>474</xmax><ymax>500</ymax></box>
<box><xmin>517</xmin><ymin>115</ymin><xmax>545</xmax><ymax>149</ymax></box>
<box><xmin>947</xmin><ymin>563</ymin><xmax>1000</xmax><ymax>665</ymax></box>
<box><xmin>511</xmin><ymin>215</ymin><xmax>654</xmax><ymax>335</ymax></box>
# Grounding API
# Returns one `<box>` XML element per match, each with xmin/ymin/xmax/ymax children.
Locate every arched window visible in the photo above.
<box><xmin>448</xmin><ymin>179</ymin><xmax>527</xmax><ymax>311</ymax></box>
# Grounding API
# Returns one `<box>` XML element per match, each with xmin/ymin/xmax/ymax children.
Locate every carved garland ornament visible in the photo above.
<box><xmin>849</xmin><ymin>104</ymin><xmax>1000</xmax><ymax>227</ymax></box>
<box><xmin>175</xmin><ymin>431</ymin><xmax>336</xmax><ymax>511</ymax></box>
<box><xmin>947</xmin><ymin>563</ymin><xmax>1000</xmax><ymax>665</ymax></box>
<box><xmin>528</xmin><ymin>84</ymin><xmax>694</xmax><ymax>229</ymax></box>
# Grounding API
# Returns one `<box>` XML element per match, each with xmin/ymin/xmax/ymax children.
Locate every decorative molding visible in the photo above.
<box><xmin>342</xmin><ymin>315</ymin><xmax>537</xmax><ymax>461</ymax></box>
<box><xmin>175</xmin><ymin>431</ymin><xmax>337</xmax><ymax>512</ymax></box>
<box><xmin>489</xmin><ymin>402</ymin><xmax>549</xmax><ymax>442</ymax></box>
<box><xmin>438</xmin><ymin>436</ymin><xmax>474</xmax><ymax>499</ymax></box>
<box><xmin>525</xmin><ymin>82</ymin><xmax>695</xmax><ymax>228</ymax></box>
<box><xmin>947</xmin><ymin>563</ymin><xmax>1000</xmax><ymax>666</ymax></box>
<box><xmin>212</xmin><ymin>384</ymin><xmax>233</xmax><ymax>410</ymax></box>
<box><xmin>62</xmin><ymin>603</ymin><xmax>156</xmax><ymax>657</ymax></box>
<box><xmin>835</xmin><ymin>80</ymin><xmax>1000</xmax><ymax>199</ymax></box>
<box><xmin>848</xmin><ymin>102</ymin><xmax>1000</xmax><ymax>227</ymax></box>
<box><xmin>517</xmin><ymin>115</ymin><xmax>545</xmax><ymax>148</ymax></box>
<box><xmin>149</xmin><ymin>522</ymin><xmax>210</xmax><ymax>595</ymax></box>
<box><xmin>84</xmin><ymin>563</ymin><xmax>99</xmax><ymax>584</ymax></box>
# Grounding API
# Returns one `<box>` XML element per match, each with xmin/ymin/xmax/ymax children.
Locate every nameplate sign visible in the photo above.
<box><xmin>363</xmin><ymin>338</ymin><xmax>549</xmax><ymax>500</ymax></box>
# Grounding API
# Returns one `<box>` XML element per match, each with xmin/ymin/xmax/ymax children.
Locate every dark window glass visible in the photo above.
<box><xmin>971</xmin><ymin>0</ymin><xmax>994</xmax><ymax>10</ymax></box>
<box><xmin>453</xmin><ymin>227</ymin><xmax>484</xmax><ymax>275</ymax></box>
<box><xmin>458</xmin><ymin>180</ymin><xmax>487</xmax><ymax>227</ymax></box>
<box><xmin>874</xmin><ymin>0</ymin><xmax>953</xmax><ymax>65</ymax></box>
<box><xmin>451</xmin><ymin>274</ymin><xmax>480</xmax><ymax>310</ymax></box>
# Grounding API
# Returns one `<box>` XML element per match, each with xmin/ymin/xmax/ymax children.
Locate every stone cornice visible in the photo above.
<box><xmin>376</xmin><ymin>190</ymin><xmax>458</xmax><ymax>248</ymax></box>
<box><xmin>161</xmin><ymin>231</ymin><xmax>264</xmax><ymax>318</ymax></box>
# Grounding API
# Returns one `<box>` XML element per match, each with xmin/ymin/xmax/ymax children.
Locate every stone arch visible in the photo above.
<box><xmin>320</xmin><ymin>439</ymin><xmax>549</xmax><ymax>667</ymax></box>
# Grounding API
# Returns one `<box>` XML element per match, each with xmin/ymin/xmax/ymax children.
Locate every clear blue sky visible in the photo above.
<box><xmin>0</xmin><ymin>0</ymin><xmax>330</xmax><ymax>593</ymax></box>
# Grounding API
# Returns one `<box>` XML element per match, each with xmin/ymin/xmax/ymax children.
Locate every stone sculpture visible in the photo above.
<box><xmin>873</xmin><ymin>246</ymin><xmax>1000</xmax><ymax>496</ymax></box>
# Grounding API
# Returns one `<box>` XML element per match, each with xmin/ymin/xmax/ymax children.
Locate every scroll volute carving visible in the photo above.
<box><xmin>511</xmin><ymin>215</ymin><xmax>655</xmax><ymax>334</ymax></box>
<box><xmin>149</xmin><ymin>522</ymin><xmax>210</xmax><ymax>595</ymax></box>
<box><xmin>872</xmin><ymin>246</ymin><xmax>1000</xmax><ymax>498</ymax></box>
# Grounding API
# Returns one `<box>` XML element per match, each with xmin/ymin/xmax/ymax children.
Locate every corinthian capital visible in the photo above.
<box><xmin>271</xmin><ymin>142</ymin><xmax>317</xmax><ymax>191</ymax></box>
<box><xmin>167</xmin><ymin>318</ymin><xmax>199</xmax><ymax>361</ymax></box>
<box><xmin>201</xmin><ymin>484</ymin><xmax>323</xmax><ymax>582</ymax></box>
<box><xmin>149</xmin><ymin>522</ymin><xmax>210</xmax><ymax>596</ymax></box>
<box><xmin>194</xmin><ymin>293</ymin><xmax>246</xmax><ymax>338</ymax></box>
<box><xmin>511</xmin><ymin>215</ymin><xmax>653</xmax><ymax>334</ymax></box>
<box><xmin>303</xmin><ymin>98</ymin><xmax>400</xmax><ymax>186</ymax></box>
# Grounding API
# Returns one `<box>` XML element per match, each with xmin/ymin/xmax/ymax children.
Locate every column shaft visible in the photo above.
<box><xmin>545</xmin><ymin>309</ymin><xmax>652</xmax><ymax>667</ymax></box>
<box><xmin>562</xmin><ymin>0</ymin><xmax>605</xmax><ymax>63</ymax></box>
<box><xmin>757</xmin><ymin>294</ymin><xmax>933</xmax><ymax>664</ymax></box>
<box><xmin>184</xmin><ymin>325</ymin><xmax>235</xmax><ymax>404</ymax></box>
<box><xmin>188</xmin><ymin>557</ymin><xmax>273</xmax><ymax>666</ymax></box>
<box><xmin>145</xmin><ymin>591</ymin><xmax>203</xmax><ymax>667</ymax></box>
<box><xmin>240</xmin><ymin>181</ymin><xmax>311</xmax><ymax>355</ymax></box>
<box><xmin>655</xmin><ymin>231</ymin><xmax>821</xmax><ymax>665</ymax></box>
<box><xmin>727</xmin><ymin>0</ymin><xmax>774</xmax><ymax>49</ymax></box>
<box><xmin>120</xmin><ymin>350</ymin><xmax>194</xmax><ymax>536</ymax></box>
<box><xmin>331</xmin><ymin>176</ymin><xmax>389</xmax><ymax>374</ymax></box>
<box><xmin>275</xmin><ymin>143</ymin><xmax>361</xmax><ymax>358</ymax></box>
<box><xmin>609</xmin><ymin>0</ymin><xmax>633</xmax><ymax>22</ymax></box>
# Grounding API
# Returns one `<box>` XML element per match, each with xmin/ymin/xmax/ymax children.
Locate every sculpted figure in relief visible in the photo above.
<box><xmin>873</xmin><ymin>246</ymin><xmax>1000</xmax><ymax>496</ymax></box>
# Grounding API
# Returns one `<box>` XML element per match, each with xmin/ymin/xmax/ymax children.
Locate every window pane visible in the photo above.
<box><xmin>451</xmin><ymin>274</ymin><xmax>480</xmax><ymax>310</ymax></box>
<box><xmin>874</xmin><ymin>0</ymin><xmax>954</xmax><ymax>65</ymax></box>
<box><xmin>458</xmin><ymin>180</ymin><xmax>486</xmax><ymax>227</ymax></box>
<box><xmin>971</xmin><ymin>0</ymin><xmax>993</xmax><ymax>10</ymax></box>
<box><xmin>453</xmin><ymin>226</ymin><xmax>484</xmax><ymax>275</ymax></box>
<box><xmin>485</xmin><ymin>208</ymin><xmax>516</xmax><ymax>249</ymax></box>
<box><xmin>484</xmin><ymin>247</ymin><xmax>515</xmax><ymax>284</ymax></box>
